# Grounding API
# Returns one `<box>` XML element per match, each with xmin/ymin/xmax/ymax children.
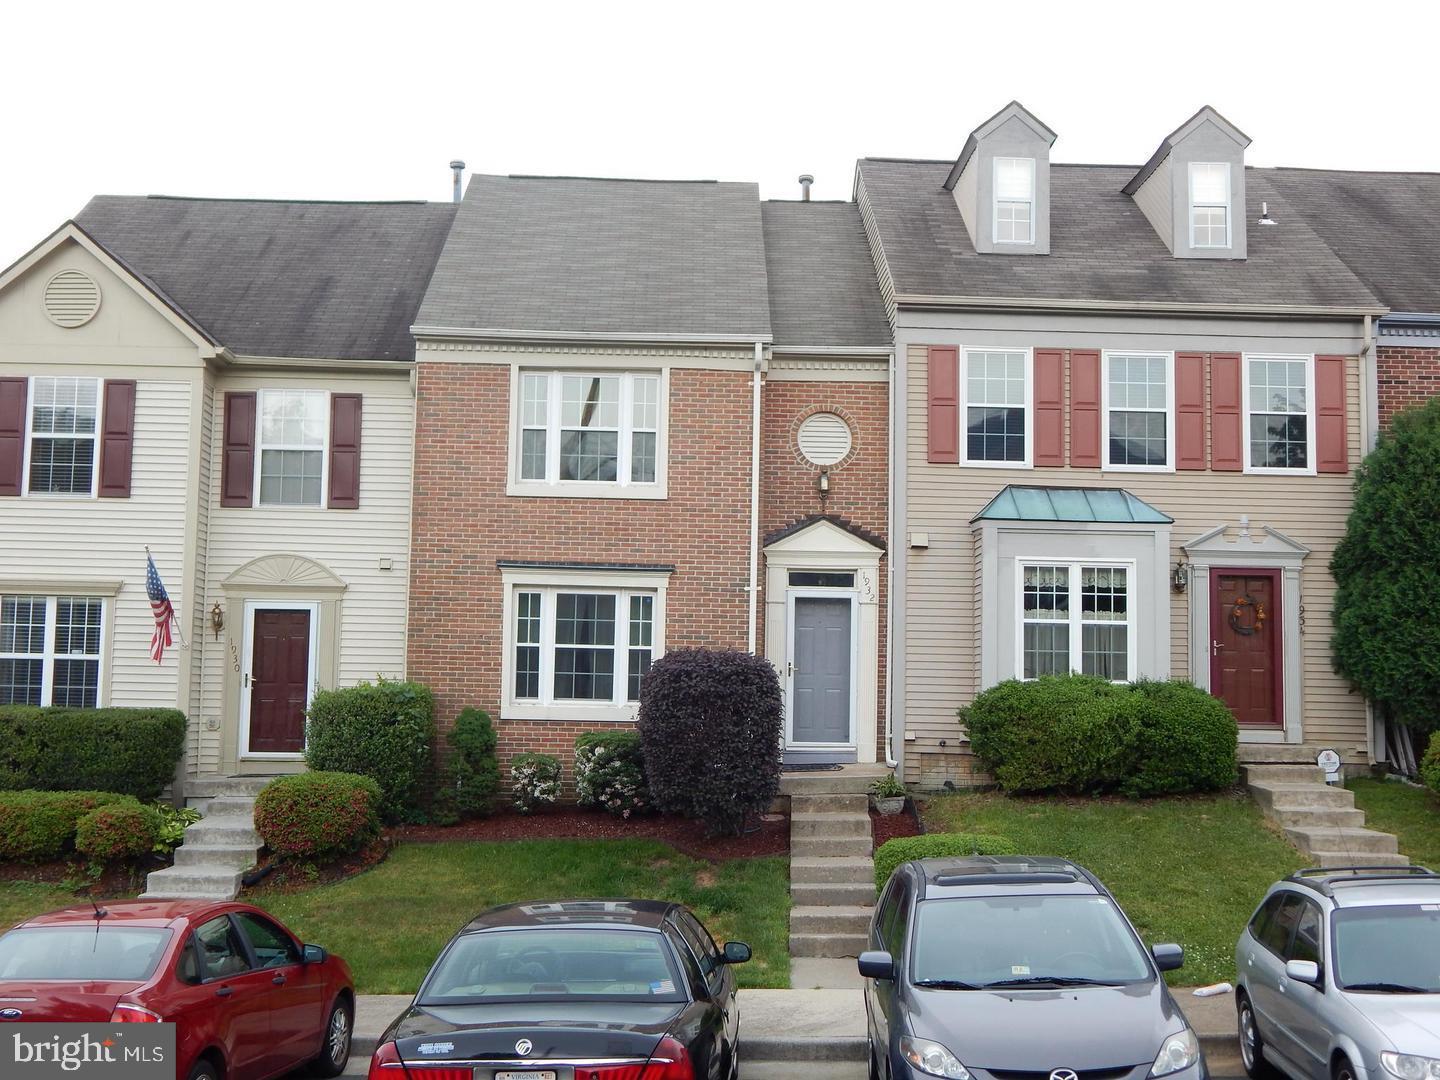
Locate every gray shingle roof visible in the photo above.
<box><xmin>857</xmin><ymin>159</ymin><xmax>1383</xmax><ymax>311</ymax></box>
<box><xmin>416</xmin><ymin>175</ymin><xmax>772</xmax><ymax>340</ymax></box>
<box><xmin>1263</xmin><ymin>168</ymin><xmax>1440</xmax><ymax>314</ymax></box>
<box><xmin>75</xmin><ymin>195</ymin><xmax>457</xmax><ymax>361</ymax></box>
<box><xmin>760</xmin><ymin>201</ymin><xmax>890</xmax><ymax>349</ymax></box>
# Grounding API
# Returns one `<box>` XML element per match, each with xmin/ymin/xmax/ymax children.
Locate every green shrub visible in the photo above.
<box><xmin>874</xmin><ymin>833</ymin><xmax>1020</xmax><ymax>889</ymax></box>
<box><xmin>152</xmin><ymin>804</ymin><xmax>202</xmax><ymax>856</ymax></box>
<box><xmin>253</xmin><ymin>772</ymin><xmax>382</xmax><ymax>861</ymax></box>
<box><xmin>432</xmin><ymin>709</ymin><xmax>501</xmax><ymax>825</ymax></box>
<box><xmin>0</xmin><ymin>707</ymin><xmax>186</xmax><ymax>800</ymax></box>
<box><xmin>575</xmin><ymin>731</ymin><xmax>650</xmax><ymax>818</ymax></box>
<box><xmin>1421</xmin><ymin>733</ymin><xmax>1440</xmax><ymax>794</ymax></box>
<box><xmin>75</xmin><ymin>803</ymin><xmax>162</xmax><ymax>863</ymax></box>
<box><xmin>510</xmin><ymin>754</ymin><xmax>561</xmax><ymax>814</ymax></box>
<box><xmin>1121</xmin><ymin>679</ymin><xmax>1238</xmax><ymax>796</ymax></box>
<box><xmin>304</xmin><ymin>679</ymin><xmax>435</xmax><ymax>823</ymax></box>
<box><xmin>0</xmin><ymin>791</ymin><xmax>138</xmax><ymax>862</ymax></box>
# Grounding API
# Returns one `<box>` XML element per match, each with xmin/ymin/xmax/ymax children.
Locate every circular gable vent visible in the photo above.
<box><xmin>797</xmin><ymin>412</ymin><xmax>853</xmax><ymax>466</ymax></box>
<box><xmin>43</xmin><ymin>269</ymin><xmax>102</xmax><ymax>328</ymax></box>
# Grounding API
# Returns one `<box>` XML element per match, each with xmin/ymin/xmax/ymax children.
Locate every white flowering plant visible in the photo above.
<box><xmin>575</xmin><ymin>731</ymin><xmax>650</xmax><ymax>819</ymax></box>
<box><xmin>510</xmin><ymin>753</ymin><xmax>561</xmax><ymax>814</ymax></box>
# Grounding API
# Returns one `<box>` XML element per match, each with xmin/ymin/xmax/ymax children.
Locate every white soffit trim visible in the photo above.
<box><xmin>411</xmin><ymin>324</ymin><xmax>772</xmax><ymax>346</ymax></box>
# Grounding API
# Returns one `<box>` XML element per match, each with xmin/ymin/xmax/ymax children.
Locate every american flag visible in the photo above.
<box><xmin>145</xmin><ymin>551</ymin><xmax>175</xmax><ymax>663</ymax></box>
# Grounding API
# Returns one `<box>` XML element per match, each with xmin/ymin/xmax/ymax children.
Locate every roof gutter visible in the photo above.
<box><xmin>894</xmin><ymin>293</ymin><xmax>1390</xmax><ymax>320</ymax></box>
<box><xmin>770</xmin><ymin>344</ymin><xmax>894</xmax><ymax>357</ymax></box>
<box><xmin>410</xmin><ymin>324</ymin><xmax>772</xmax><ymax>347</ymax></box>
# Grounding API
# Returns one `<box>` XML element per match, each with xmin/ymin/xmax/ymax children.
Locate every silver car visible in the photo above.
<box><xmin>1235</xmin><ymin>865</ymin><xmax>1440</xmax><ymax>1080</ymax></box>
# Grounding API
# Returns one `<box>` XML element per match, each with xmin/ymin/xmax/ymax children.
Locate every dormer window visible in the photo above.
<box><xmin>1188</xmin><ymin>162</ymin><xmax>1231</xmax><ymax>248</ymax></box>
<box><xmin>993</xmin><ymin>158</ymin><xmax>1035</xmax><ymax>244</ymax></box>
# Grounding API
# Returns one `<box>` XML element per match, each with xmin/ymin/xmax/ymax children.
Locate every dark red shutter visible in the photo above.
<box><xmin>220</xmin><ymin>391</ymin><xmax>257</xmax><ymax>507</ymax></box>
<box><xmin>1315</xmin><ymin>355</ymin><xmax>1348</xmax><ymax>474</ymax></box>
<box><xmin>1033</xmin><ymin>348</ymin><xmax>1064</xmax><ymax>467</ymax></box>
<box><xmin>1210</xmin><ymin>353</ymin><xmax>1243</xmax><ymax>471</ymax></box>
<box><xmin>1175</xmin><ymin>352</ymin><xmax>1207</xmax><ymax>471</ymax></box>
<box><xmin>1069</xmin><ymin>349</ymin><xmax>1101</xmax><ymax>467</ymax></box>
<box><xmin>0</xmin><ymin>378</ymin><xmax>25</xmax><ymax>497</ymax></box>
<box><xmin>328</xmin><ymin>393</ymin><xmax>362</xmax><ymax>509</ymax></box>
<box><xmin>926</xmin><ymin>346</ymin><xmax>960</xmax><ymax>464</ymax></box>
<box><xmin>97</xmin><ymin>380</ymin><xmax>136</xmax><ymax>498</ymax></box>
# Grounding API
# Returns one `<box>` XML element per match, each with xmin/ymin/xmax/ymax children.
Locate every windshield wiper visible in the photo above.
<box><xmin>1344</xmin><ymin>982</ymin><xmax>1434</xmax><ymax>994</ymax></box>
<box><xmin>912</xmin><ymin>978</ymin><xmax>982</xmax><ymax>990</ymax></box>
<box><xmin>983</xmin><ymin>976</ymin><xmax>1125</xmax><ymax>988</ymax></box>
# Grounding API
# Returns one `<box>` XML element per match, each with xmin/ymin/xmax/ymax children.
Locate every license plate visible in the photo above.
<box><xmin>495</xmin><ymin>1072</ymin><xmax>556</xmax><ymax>1080</ymax></box>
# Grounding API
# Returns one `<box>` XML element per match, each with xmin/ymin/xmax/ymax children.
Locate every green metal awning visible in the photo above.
<box><xmin>971</xmin><ymin>485</ymin><xmax>1172</xmax><ymax>524</ymax></box>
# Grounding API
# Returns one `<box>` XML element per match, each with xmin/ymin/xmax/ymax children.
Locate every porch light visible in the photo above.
<box><xmin>816</xmin><ymin>469</ymin><xmax>830</xmax><ymax>497</ymax></box>
<box><xmin>210</xmin><ymin>601</ymin><xmax>224</xmax><ymax>639</ymax></box>
<box><xmin>1171</xmin><ymin>561</ymin><xmax>1189</xmax><ymax>593</ymax></box>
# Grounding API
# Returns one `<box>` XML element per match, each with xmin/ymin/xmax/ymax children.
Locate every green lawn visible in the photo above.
<box><xmin>1348</xmin><ymin>777</ymin><xmax>1440</xmax><ymax>868</ymax></box>
<box><xmin>0</xmin><ymin>881</ymin><xmax>99</xmax><ymax>930</ymax></box>
<box><xmin>254</xmin><ymin>840</ymin><xmax>790</xmax><ymax>994</ymax></box>
<box><xmin>922</xmin><ymin>790</ymin><xmax>1307</xmax><ymax>986</ymax></box>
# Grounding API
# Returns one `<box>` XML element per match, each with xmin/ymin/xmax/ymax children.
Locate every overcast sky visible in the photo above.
<box><xmin>3</xmin><ymin>0</ymin><xmax>1435</xmax><ymax>264</ymax></box>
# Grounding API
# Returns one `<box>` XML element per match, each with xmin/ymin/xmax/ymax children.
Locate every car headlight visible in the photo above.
<box><xmin>1150</xmin><ymin>1028</ymin><xmax>1200</xmax><ymax>1078</ymax></box>
<box><xmin>1383</xmin><ymin>1053</ymin><xmax>1440</xmax><ymax>1080</ymax></box>
<box><xmin>900</xmin><ymin>1036</ymin><xmax>973</xmax><ymax>1079</ymax></box>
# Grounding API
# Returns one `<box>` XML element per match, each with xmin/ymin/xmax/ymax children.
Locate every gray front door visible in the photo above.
<box><xmin>792</xmin><ymin>596</ymin><xmax>852</xmax><ymax>745</ymax></box>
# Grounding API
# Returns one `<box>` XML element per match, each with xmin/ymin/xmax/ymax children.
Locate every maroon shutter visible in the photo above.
<box><xmin>0</xmin><ymin>378</ymin><xmax>25</xmax><ymax>497</ymax></box>
<box><xmin>926</xmin><ymin>346</ymin><xmax>960</xmax><ymax>464</ymax></box>
<box><xmin>1069</xmin><ymin>349</ymin><xmax>1101</xmax><ymax>467</ymax></box>
<box><xmin>1175</xmin><ymin>352</ymin><xmax>1207</xmax><ymax>471</ymax></box>
<box><xmin>97</xmin><ymin>380</ymin><xmax>136</xmax><ymax>498</ymax></box>
<box><xmin>1210</xmin><ymin>353</ymin><xmax>1243</xmax><ymax>471</ymax></box>
<box><xmin>220</xmin><ymin>391</ymin><xmax>257</xmax><ymax>507</ymax></box>
<box><xmin>1033</xmin><ymin>348</ymin><xmax>1065</xmax><ymax>467</ymax></box>
<box><xmin>1315</xmin><ymin>355</ymin><xmax>1348</xmax><ymax>474</ymax></box>
<box><xmin>328</xmin><ymin>393</ymin><xmax>362</xmax><ymax>508</ymax></box>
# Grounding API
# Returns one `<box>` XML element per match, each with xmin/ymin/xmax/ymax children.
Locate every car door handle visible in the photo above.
<box><xmin>215</xmin><ymin>986</ymin><xmax>233</xmax><ymax>998</ymax></box>
<box><xmin>272</xmin><ymin>975</ymin><xmax>287</xmax><ymax>986</ymax></box>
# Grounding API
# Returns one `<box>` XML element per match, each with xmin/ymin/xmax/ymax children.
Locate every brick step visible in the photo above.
<box><xmin>791</xmin><ymin>813</ymin><xmax>870</xmax><ymax>838</ymax></box>
<box><xmin>1269</xmin><ymin>807</ymin><xmax>1367</xmax><ymax>828</ymax></box>
<box><xmin>1243</xmin><ymin>764</ymin><xmax>1326</xmax><ymax>785</ymax></box>
<box><xmin>790</xmin><ymin>905</ymin><xmax>873</xmax><ymax>935</ymax></box>
<box><xmin>788</xmin><ymin>932</ymin><xmax>868</xmax><ymax>958</ymax></box>
<box><xmin>790</xmin><ymin>793</ymin><xmax>870</xmax><ymax>815</ymax></box>
<box><xmin>1249</xmin><ymin>782</ymin><xmax>1355</xmax><ymax>812</ymax></box>
<box><xmin>1285</xmin><ymin>826</ymin><xmax>1398</xmax><ymax>854</ymax></box>
<box><xmin>1309</xmin><ymin>851</ymin><xmax>1411</xmax><ymax>868</ymax></box>
<box><xmin>790</xmin><ymin>857</ymin><xmax>875</xmax><ymax>885</ymax></box>
<box><xmin>791</xmin><ymin>835</ymin><xmax>872</xmax><ymax>858</ymax></box>
<box><xmin>171</xmin><ymin>844</ymin><xmax>260</xmax><ymax>870</ymax></box>
<box><xmin>791</xmin><ymin>882</ymin><xmax>876</xmax><ymax>907</ymax></box>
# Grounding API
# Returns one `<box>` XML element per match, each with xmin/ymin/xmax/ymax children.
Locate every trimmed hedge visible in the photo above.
<box><xmin>0</xmin><ymin>791</ymin><xmax>139</xmax><ymax>862</ymax></box>
<box><xmin>575</xmin><ymin>731</ymin><xmax>650</xmax><ymax>818</ymax></box>
<box><xmin>637</xmin><ymin>648</ymin><xmax>783</xmax><ymax>837</ymax></box>
<box><xmin>75</xmin><ymin>803</ymin><xmax>162</xmax><ymax>863</ymax></box>
<box><xmin>0</xmin><ymin>707</ymin><xmax>186</xmax><ymax>800</ymax></box>
<box><xmin>254</xmin><ymin>772</ymin><xmax>382</xmax><ymax>861</ymax></box>
<box><xmin>432</xmin><ymin>709</ymin><xmax>501</xmax><ymax>825</ymax></box>
<box><xmin>305</xmin><ymin>679</ymin><xmax>435</xmax><ymax>823</ymax></box>
<box><xmin>510</xmin><ymin>754</ymin><xmax>561</xmax><ymax>814</ymax></box>
<box><xmin>1122</xmin><ymin>679</ymin><xmax>1239</xmax><ymax>796</ymax></box>
<box><xmin>874</xmin><ymin>833</ymin><xmax>1020</xmax><ymax>889</ymax></box>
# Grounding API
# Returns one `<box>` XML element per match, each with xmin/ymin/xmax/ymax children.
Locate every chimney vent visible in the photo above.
<box><xmin>798</xmin><ymin>174</ymin><xmax>814</xmax><ymax>201</ymax></box>
<box><xmin>449</xmin><ymin>160</ymin><xmax>466</xmax><ymax>203</ymax></box>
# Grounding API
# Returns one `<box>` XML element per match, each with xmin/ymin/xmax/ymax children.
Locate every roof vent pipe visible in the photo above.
<box><xmin>1257</xmin><ymin>200</ymin><xmax>1277</xmax><ymax>225</ymax></box>
<box><xmin>798</xmin><ymin>174</ymin><xmax>814</xmax><ymax>201</ymax></box>
<box><xmin>450</xmin><ymin>160</ymin><xmax>466</xmax><ymax>203</ymax></box>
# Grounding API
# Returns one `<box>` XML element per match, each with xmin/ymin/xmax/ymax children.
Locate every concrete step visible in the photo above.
<box><xmin>791</xmin><ymin>813</ymin><xmax>870</xmax><ymax>838</ymax></box>
<box><xmin>1269</xmin><ymin>806</ymin><xmax>1368</xmax><ymax>829</ymax></box>
<box><xmin>183</xmin><ymin>819</ymin><xmax>262</xmax><ymax>847</ymax></box>
<box><xmin>790</xmin><ymin>793</ymin><xmax>870</xmax><ymax>815</ymax></box>
<box><xmin>788</xmin><ymin>932</ymin><xmax>868</xmax><ymax>958</ymax></box>
<box><xmin>791</xmin><ymin>905</ymin><xmax>873</xmax><ymax>935</ymax></box>
<box><xmin>1249</xmin><ymin>782</ymin><xmax>1355</xmax><ymax>811</ymax></box>
<box><xmin>789</xmin><ymin>957</ymin><xmax>864</xmax><ymax>990</ymax></box>
<box><xmin>1309</xmin><ymin>851</ymin><xmax>1411</xmax><ymax>868</ymax></box>
<box><xmin>790</xmin><ymin>857</ymin><xmax>875</xmax><ymax>885</ymax></box>
<box><xmin>1238</xmin><ymin>745</ymin><xmax>1359</xmax><ymax>765</ymax></box>
<box><xmin>1243</xmin><ymin>764</ymin><xmax>1326</xmax><ymax>785</ymax></box>
<box><xmin>171</xmin><ymin>844</ymin><xmax>260</xmax><ymax>870</ymax></box>
<box><xmin>1285</xmin><ymin>826</ymin><xmax>1399</xmax><ymax>854</ymax></box>
<box><xmin>741</xmin><ymin>1035</ymin><xmax>868</xmax><ymax>1064</ymax></box>
<box><xmin>740</xmin><ymin>1062</ymin><xmax>867</xmax><ymax>1080</ymax></box>
<box><xmin>203</xmin><ymin>795</ymin><xmax>259</xmax><ymax>819</ymax></box>
<box><xmin>185</xmin><ymin>776</ymin><xmax>276</xmax><ymax>800</ymax></box>
<box><xmin>141</xmin><ymin>864</ymin><xmax>244</xmax><ymax>899</ymax></box>
<box><xmin>791</xmin><ymin>882</ymin><xmax>876</xmax><ymax>907</ymax></box>
<box><xmin>780</xmin><ymin>766</ymin><xmax>889</xmax><ymax>796</ymax></box>
<box><xmin>791</xmin><ymin>835</ymin><xmax>872</xmax><ymax>858</ymax></box>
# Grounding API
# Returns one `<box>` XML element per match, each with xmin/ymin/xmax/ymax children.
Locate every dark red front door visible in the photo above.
<box><xmin>249</xmin><ymin>609</ymin><xmax>311</xmax><ymax>753</ymax></box>
<box><xmin>1210</xmin><ymin>570</ymin><xmax>1282</xmax><ymax>728</ymax></box>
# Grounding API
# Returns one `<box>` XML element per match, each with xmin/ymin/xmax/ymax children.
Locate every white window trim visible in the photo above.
<box><xmin>992</xmin><ymin>157</ymin><xmax>1036</xmax><ymax>246</ymax></box>
<box><xmin>1188</xmin><ymin>162</ymin><xmax>1232</xmax><ymax>249</ymax></box>
<box><xmin>0</xmin><ymin>594</ymin><xmax>107</xmax><ymax>706</ymax></box>
<box><xmin>507</xmin><ymin>368</ymin><xmax>670</xmax><ymax>500</ymax></box>
<box><xmin>960</xmin><ymin>346</ymin><xmax>1033</xmax><ymax>469</ymax></box>
<box><xmin>1013</xmin><ymin>559</ymin><xmax>1137</xmax><ymax>684</ymax></box>
<box><xmin>253</xmin><ymin>389</ymin><xmax>332</xmax><ymax>510</ymax></box>
<box><xmin>500</xmin><ymin>567</ymin><xmax>669</xmax><ymax>722</ymax></box>
<box><xmin>1242</xmin><ymin>353</ymin><xmax>1317</xmax><ymax>476</ymax></box>
<box><xmin>1101</xmin><ymin>350</ymin><xmax>1176</xmax><ymax>473</ymax></box>
<box><xmin>22</xmin><ymin>376</ymin><xmax>101</xmax><ymax>499</ymax></box>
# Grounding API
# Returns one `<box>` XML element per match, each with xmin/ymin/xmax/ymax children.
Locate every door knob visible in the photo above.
<box><xmin>1212</xmin><ymin>640</ymin><xmax>1223</xmax><ymax>656</ymax></box>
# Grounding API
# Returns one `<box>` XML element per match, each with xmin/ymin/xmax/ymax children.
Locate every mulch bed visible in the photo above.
<box><xmin>0</xmin><ymin>858</ymin><xmax>155</xmax><ymax>897</ymax></box>
<box><xmin>391</xmin><ymin>807</ymin><xmax>790</xmax><ymax>863</ymax></box>
<box><xmin>243</xmin><ymin>836</ymin><xmax>392</xmax><ymax>895</ymax></box>
<box><xmin>871</xmin><ymin>799</ymin><xmax>924</xmax><ymax>848</ymax></box>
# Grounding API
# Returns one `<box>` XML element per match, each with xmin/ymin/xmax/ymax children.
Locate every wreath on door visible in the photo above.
<box><xmin>1229</xmin><ymin>595</ymin><xmax>1268</xmax><ymax>635</ymax></box>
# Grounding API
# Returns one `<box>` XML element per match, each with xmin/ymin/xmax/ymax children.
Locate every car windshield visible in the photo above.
<box><xmin>419</xmin><ymin>928</ymin><xmax>687</xmax><ymax>1004</ymax></box>
<box><xmin>0</xmin><ymin>926</ymin><xmax>171</xmax><ymax>982</ymax></box>
<box><xmin>1335</xmin><ymin>905</ymin><xmax>1440</xmax><ymax>993</ymax></box>
<box><xmin>911</xmin><ymin>895</ymin><xmax>1152</xmax><ymax>988</ymax></box>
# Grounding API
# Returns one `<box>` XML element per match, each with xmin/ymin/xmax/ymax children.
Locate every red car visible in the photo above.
<box><xmin>0</xmin><ymin>899</ymin><xmax>354</xmax><ymax>1080</ymax></box>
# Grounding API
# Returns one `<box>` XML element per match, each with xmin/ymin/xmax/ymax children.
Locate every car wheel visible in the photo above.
<box><xmin>310</xmin><ymin>997</ymin><xmax>352</xmax><ymax>1078</ymax></box>
<box><xmin>1238</xmin><ymin>993</ymin><xmax>1275</xmax><ymax>1080</ymax></box>
<box><xmin>187</xmin><ymin>1059</ymin><xmax>220</xmax><ymax>1080</ymax></box>
<box><xmin>1335</xmin><ymin>1055</ymin><xmax>1358</xmax><ymax>1080</ymax></box>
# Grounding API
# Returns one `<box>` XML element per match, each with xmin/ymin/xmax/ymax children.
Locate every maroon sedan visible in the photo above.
<box><xmin>0</xmin><ymin>899</ymin><xmax>354</xmax><ymax>1080</ymax></box>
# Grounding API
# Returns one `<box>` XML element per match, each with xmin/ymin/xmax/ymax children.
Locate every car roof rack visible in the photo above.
<box><xmin>1288</xmin><ymin>865</ymin><xmax>1440</xmax><ymax>897</ymax></box>
<box><xmin>931</xmin><ymin>871</ymin><xmax>1079</xmax><ymax>887</ymax></box>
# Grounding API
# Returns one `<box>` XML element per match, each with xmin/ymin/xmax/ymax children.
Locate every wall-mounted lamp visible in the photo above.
<box><xmin>210</xmin><ymin>602</ymin><xmax>224</xmax><ymax>640</ymax></box>
<box><xmin>1171</xmin><ymin>561</ymin><xmax>1189</xmax><ymax>594</ymax></box>
<box><xmin>816</xmin><ymin>469</ymin><xmax>830</xmax><ymax>497</ymax></box>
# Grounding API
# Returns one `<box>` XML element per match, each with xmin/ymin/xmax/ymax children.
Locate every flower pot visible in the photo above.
<box><xmin>874</xmin><ymin>796</ymin><xmax>905</xmax><ymax>816</ymax></box>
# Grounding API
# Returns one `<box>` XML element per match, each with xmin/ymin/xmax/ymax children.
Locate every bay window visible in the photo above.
<box><xmin>0</xmin><ymin>594</ymin><xmax>104</xmax><ymax>707</ymax></box>
<box><xmin>1019</xmin><ymin>563</ymin><xmax>1131</xmax><ymax>681</ymax></box>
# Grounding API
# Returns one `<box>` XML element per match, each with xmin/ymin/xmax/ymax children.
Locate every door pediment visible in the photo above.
<box><xmin>763</xmin><ymin>514</ymin><xmax>885</xmax><ymax>557</ymax></box>
<box><xmin>223</xmin><ymin>554</ymin><xmax>347</xmax><ymax>594</ymax></box>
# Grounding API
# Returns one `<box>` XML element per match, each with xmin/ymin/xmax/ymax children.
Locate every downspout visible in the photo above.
<box><xmin>884</xmin><ymin>344</ymin><xmax>898</xmax><ymax>768</ymax></box>
<box><xmin>747</xmin><ymin>342</ymin><xmax>762</xmax><ymax>653</ymax></box>
<box><xmin>1360</xmin><ymin>314</ymin><xmax>1381</xmax><ymax>763</ymax></box>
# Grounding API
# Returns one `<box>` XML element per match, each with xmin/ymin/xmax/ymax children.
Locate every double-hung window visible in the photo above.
<box><xmin>993</xmin><ymin>158</ymin><xmax>1035</xmax><ymax>244</ymax></box>
<box><xmin>1189</xmin><ymin>163</ymin><xmax>1231</xmax><ymax>248</ymax></box>
<box><xmin>516</xmin><ymin>371</ymin><xmax>663</xmax><ymax>494</ymax></box>
<box><xmin>1104</xmin><ymin>352</ymin><xmax>1172</xmax><ymax>469</ymax></box>
<box><xmin>257</xmin><ymin>389</ymin><xmax>328</xmax><ymax>506</ymax></box>
<box><xmin>26</xmin><ymin>376</ymin><xmax>99</xmax><ymax>495</ymax></box>
<box><xmin>964</xmin><ymin>349</ymin><xmax>1029</xmax><ymax>464</ymax></box>
<box><xmin>1246</xmin><ymin>356</ymin><xmax>1313</xmax><ymax>472</ymax></box>
<box><xmin>1019</xmin><ymin>562</ymin><xmax>1131</xmax><ymax>681</ymax></box>
<box><xmin>0</xmin><ymin>594</ymin><xmax>104</xmax><ymax>707</ymax></box>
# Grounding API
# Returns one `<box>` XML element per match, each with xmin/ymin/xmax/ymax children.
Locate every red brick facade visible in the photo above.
<box><xmin>1377</xmin><ymin>345</ymin><xmax>1440</xmax><ymax>428</ymax></box>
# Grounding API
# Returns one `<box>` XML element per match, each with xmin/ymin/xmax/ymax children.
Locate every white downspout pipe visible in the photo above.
<box><xmin>884</xmin><ymin>344</ymin><xmax>898</xmax><ymax>768</ymax></box>
<box><xmin>747</xmin><ymin>341</ymin><xmax>762</xmax><ymax>653</ymax></box>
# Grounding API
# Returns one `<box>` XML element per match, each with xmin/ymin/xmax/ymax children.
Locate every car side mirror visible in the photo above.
<box><xmin>1285</xmin><ymin>959</ymin><xmax>1320</xmax><ymax>985</ymax></box>
<box><xmin>302</xmin><ymin>944</ymin><xmax>327</xmax><ymax>965</ymax></box>
<box><xmin>1151</xmin><ymin>943</ymin><xmax>1184</xmax><ymax>972</ymax></box>
<box><xmin>721</xmin><ymin>941</ymin><xmax>751</xmax><ymax>965</ymax></box>
<box><xmin>858</xmin><ymin>950</ymin><xmax>895</xmax><ymax>980</ymax></box>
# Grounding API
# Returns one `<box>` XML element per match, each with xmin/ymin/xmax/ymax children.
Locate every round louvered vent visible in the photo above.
<box><xmin>43</xmin><ymin>270</ymin><xmax>102</xmax><ymax>328</ymax></box>
<box><xmin>797</xmin><ymin>412</ymin><xmax>853</xmax><ymax>466</ymax></box>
